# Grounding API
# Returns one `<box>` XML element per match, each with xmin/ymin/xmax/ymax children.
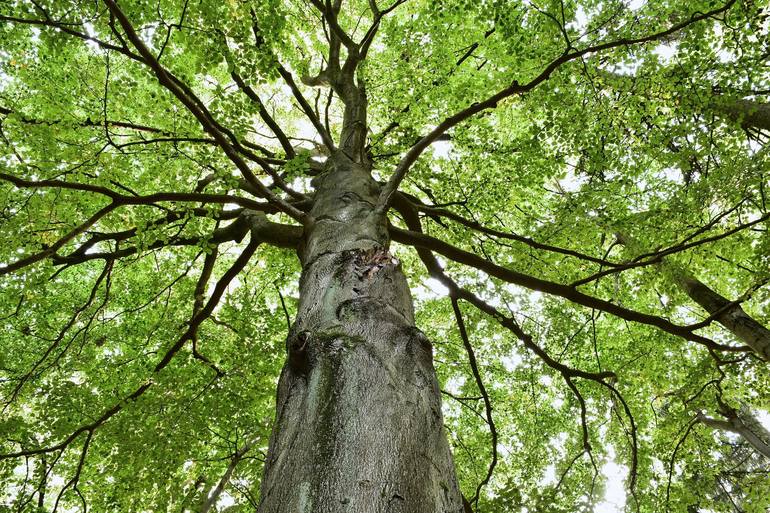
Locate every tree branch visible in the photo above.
<box><xmin>391</xmin><ymin>226</ymin><xmax>747</xmax><ymax>351</ymax></box>
<box><xmin>376</xmin><ymin>0</ymin><xmax>737</xmax><ymax>211</ymax></box>
<box><xmin>450</xmin><ymin>298</ymin><xmax>498</xmax><ymax>507</ymax></box>
<box><xmin>101</xmin><ymin>0</ymin><xmax>307</xmax><ymax>222</ymax></box>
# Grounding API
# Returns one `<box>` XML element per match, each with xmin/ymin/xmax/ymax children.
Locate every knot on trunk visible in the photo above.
<box><xmin>406</xmin><ymin>327</ymin><xmax>433</xmax><ymax>356</ymax></box>
<box><xmin>353</xmin><ymin>247</ymin><xmax>399</xmax><ymax>280</ymax></box>
<box><xmin>288</xmin><ymin>330</ymin><xmax>312</xmax><ymax>375</ymax></box>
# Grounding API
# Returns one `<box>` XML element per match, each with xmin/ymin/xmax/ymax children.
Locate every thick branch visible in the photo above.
<box><xmin>391</xmin><ymin>226</ymin><xmax>748</xmax><ymax>352</ymax></box>
<box><xmin>0</xmin><ymin>172</ymin><xmax>282</xmax><ymax>210</ymax></box>
<box><xmin>613</xmin><ymin>230</ymin><xmax>770</xmax><ymax>362</ymax></box>
<box><xmin>676</xmin><ymin>273</ymin><xmax>770</xmax><ymax>362</ymax></box>
<box><xmin>0</xmin><ymin>203</ymin><xmax>116</xmax><ymax>276</ymax></box>
<box><xmin>698</xmin><ymin>411</ymin><xmax>770</xmax><ymax>459</ymax></box>
<box><xmin>101</xmin><ymin>0</ymin><xmax>306</xmax><ymax>222</ymax></box>
<box><xmin>230</xmin><ymin>72</ymin><xmax>296</xmax><ymax>159</ymax></box>
<box><xmin>200</xmin><ymin>439</ymin><xmax>257</xmax><ymax>513</ymax></box>
<box><xmin>275</xmin><ymin>65</ymin><xmax>336</xmax><ymax>151</ymax></box>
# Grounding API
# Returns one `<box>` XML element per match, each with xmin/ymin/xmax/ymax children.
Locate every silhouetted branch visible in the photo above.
<box><xmin>450</xmin><ymin>298</ymin><xmax>498</xmax><ymax>507</ymax></box>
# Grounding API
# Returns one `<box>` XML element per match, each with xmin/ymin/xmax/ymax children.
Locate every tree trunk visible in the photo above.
<box><xmin>256</xmin><ymin>152</ymin><xmax>464</xmax><ymax>512</ymax></box>
<box><xmin>676</xmin><ymin>272</ymin><xmax>770</xmax><ymax>361</ymax></box>
<box><xmin>711</xmin><ymin>98</ymin><xmax>770</xmax><ymax>131</ymax></box>
<box><xmin>616</xmin><ymin>232</ymin><xmax>770</xmax><ymax>361</ymax></box>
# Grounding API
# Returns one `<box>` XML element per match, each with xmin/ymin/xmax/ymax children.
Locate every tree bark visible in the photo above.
<box><xmin>675</xmin><ymin>271</ymin><xmax>770</xmax><ymax>361</ymax></box>
<box><xmin>256</xmin><ymin>152</ymin><xmax>464</xmax><ymax>512</ymax></box>
<box><xmin>615</xmin><ymin>232</ymin><xmax>770</xmax><ymax>361</ymax></box>
<box><xmin>711</xmin><ymin>98</ymin><xmax>770</xmax><ymax>131</ymax></box>
<box><xmin>698</xmin><ymin>407</ymin><xmax>770</xmax><ymax>460</ymax></box>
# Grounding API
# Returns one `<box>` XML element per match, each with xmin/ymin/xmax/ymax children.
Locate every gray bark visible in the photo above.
<box><xmin>698</xmin><ymin>408</ymin><xmax>770</xmax><ymax>460</ymax></box>
<box><xmin>676</xmin><ymin>272</ymin><xmax>770</xmax><ymax>361</ymax></box>
<box><xmin>256</xmin><ymin>152</ymin><xmax>464</xmax><ymax>512</ymax></box>
<box><xmin>712</xmin><ymin>98</ymin><xmax>770</xmax><ymax>131</ymax></box>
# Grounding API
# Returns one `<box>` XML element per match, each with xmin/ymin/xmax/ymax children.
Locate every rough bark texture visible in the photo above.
<box><xmin>256</xmin><ymin>152</ymin><xmax>464</xmax><ymax>512</ymax></box>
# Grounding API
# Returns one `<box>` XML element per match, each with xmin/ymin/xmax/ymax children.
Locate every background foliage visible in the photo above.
<box><xmin>1</xmin><ymin>0</ymin><xmax>769</xmax><ymax>512</ymax></box>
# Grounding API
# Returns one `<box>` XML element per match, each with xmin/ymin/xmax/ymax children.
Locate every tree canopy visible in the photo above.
<box><xmin>1</xmin><ymin>0</ymin><xmax>769</xmax><ymax>512</ymax></box>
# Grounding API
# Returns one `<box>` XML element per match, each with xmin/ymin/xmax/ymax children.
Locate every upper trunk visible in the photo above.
<box><xmin>256</xmin><ymin>152</ymin><xmax>464</xmax><ymax>512</ymax></box>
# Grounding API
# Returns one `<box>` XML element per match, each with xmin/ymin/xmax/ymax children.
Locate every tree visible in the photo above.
<box><xmin>1</xmin><ymin>0</ymin><xmax>769</xmax><ymax>511</ymax></box>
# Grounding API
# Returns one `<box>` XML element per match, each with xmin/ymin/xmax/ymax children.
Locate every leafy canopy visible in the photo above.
<box><xmin>1</xmin><ymin>0</ymin><xmax>769</xmax><ymax>512</ymax></box>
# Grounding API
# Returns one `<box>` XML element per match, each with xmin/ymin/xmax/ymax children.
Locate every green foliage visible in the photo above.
<box><xmin>1</xmin><ymin>0</ymin><xmax>770</xmax><ymax>511</ymax></box>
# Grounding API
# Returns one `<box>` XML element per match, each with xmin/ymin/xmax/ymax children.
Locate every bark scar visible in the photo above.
<box><xmin>387</xmin><ymin>492</ymin><xmax>405</xmax><ymax>511</ymax></box>
<box><xmin>354</xmin><ymin>247</ymin><xmax>399</xmax><ymax>280</ymax></box>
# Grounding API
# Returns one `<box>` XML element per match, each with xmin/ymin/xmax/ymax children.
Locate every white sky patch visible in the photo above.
<box><xmin>550</xmin><ymin>432</ymin><xmax>568</xmax><ymax>452</ymax></box>
<box><xmin>445</xmin><ymin>375</ymin><xmax>466</xmax><ymax>395</ymax></box>
<box><xmin>658</xmin><ymin>166</ymin><xmax>683</xmax><ymax>183</ymax></box>
<box><xmin>295</xmin><ymin>116</ymin><xmax>322</xmax><ymax>143</ymax></box>
<box><xmin>610</xmin><ymin>59</ymin><xmax>642</xmax><ymax>76</ymax></box>
<box><xmin>217</xmin><ymin>491</ymin><xmax>236</xmax><ymax>509</ymax></box>
<box><xmin>626</xmin><ymin>0</ymin><xmax>646</xmax><ymax>10</ymax></box>
<box><xmin>747</xmin><ymin>137</ymin><xmax>762</xmax><ymax>155</ymax></box>
<box><xmin>596</xmin><ymin>447</ymin><xmax>629</xmax><ymax>513</ymax></box>
<box><xmin>426</xmin><ymin>277</ymin><xmax>448</xmax><ymax>296</ymax></box>
<box><xmin>413</xmin><ymin>277</ymin><xmax>449</xmax><ymax>300</ymax></box>
<box><xmin>68</xmin><ymin>371</ymin><xmax>86</xmax><ymax>385</ymax></box>
<box><xmin>289</xmin><ymin>176</ymin><xmax>313</xmax><ymax>193</ymax></box>
<box><xmin>0</xmin><ymin>62</ymin><xmax>14</xmax><ymax>92</ymax></box>
<box><xmin>558</xmin><ymin>167</ymin><xmax>588</xmax><ymax>193</ymax></box>
<box><xmin>139</xmin><ymin>25</ymin><xmax>159</xmax><ymax>53</ymax></box>
<box><xmin>82</xmin><ymin>22</ymin><xmax>101</xmax><ymax>52</ymax></box>
<box><xmin>717</xmin><ymin>49</ymin><xmax>737</xmax><ymax>63</ymax></box>
<box><xmin>432</xmin><ymin>139</ymin><xmax>453</xmax><ymax>159</ymax></box>
<box><xmin>541</xmin><ymin>464</ymin><xmax>557</xmax><ymax>486</ymax></box>
<box><xmin>757</xmin><ymin>409</ymin><xmax>770</xmax><ymax>432</ymax></box>
<box><xmin>653</xmin><ymin>42</ymin><xmax>679</xmax><ymax>63</ymax></box>
<box><xmin>501</xmin><ymin>351</ymin><xmax>523</xmax><ymax>371</ymax></box>
<box><xmin>566</xmin><ymin>6</ymin><xmax>590</xmax><ymax>33</ymax></box>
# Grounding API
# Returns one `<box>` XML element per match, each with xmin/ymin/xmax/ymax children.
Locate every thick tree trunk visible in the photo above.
<box><xmin>256</xmin><ymin>152</ymin><xmax>464</xmax><ymax>512</ymax></box>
